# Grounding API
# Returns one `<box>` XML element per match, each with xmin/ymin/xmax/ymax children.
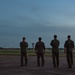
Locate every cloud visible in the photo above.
<box><xmin>0</xmin><ymin>20</ymin><xmax>75</xmax><ymax>48</ymax></box>
<box><xmin>0</xmin><ymin>0</ymin><xmax>75</xmax><ymax>48</ymax></box>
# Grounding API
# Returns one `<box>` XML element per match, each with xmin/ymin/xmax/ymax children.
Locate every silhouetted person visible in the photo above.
<box><xmin>50</xmin><ymin>35</ymin><xmax>60</xmax><ymax>68</ymax></box>
<box><xmin>20</xmin><ymin>37</ymin><xmax>28</xmax><ymax>66</ymax></box>
<box><xmin>64</xmin><ymin>35</ymin><xmax>74</xmax><ymax>68</ymax></box>
<box><xmin>35</xmin><ymin>37</ymin><xmax>45</xmax><ymax>67</ymax></box>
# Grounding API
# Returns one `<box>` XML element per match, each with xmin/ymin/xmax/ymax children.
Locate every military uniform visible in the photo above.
<box><xmin>64</xmin><ymin>39</ymin><xmax>74</xmax><ymax>68</ymax></box>
<box><xmin>35</xmin><ymin>41</ymin><xmax>45</xmax><ymax>67</ymax></box>
<box><xmin>50</xmin><ymin>39</ymin><xmax>60</xmax><ymax>68</ymax></box>
<box><xmin>20</xmin><ymin>41</ymin><xmax>28</xmax><ymax>66</ymax></box>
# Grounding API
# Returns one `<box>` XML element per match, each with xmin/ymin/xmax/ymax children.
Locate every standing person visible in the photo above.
<box><xmin>50</xmin><ymin>35</ymin><xmax>60</xmax><ymax>68</ymax></box>
<box><xmin>64</xmin><ymin>35</ymin><xmax>74</xmax><ymax>68</ymax></box>
<box><xmin>20</xmin><ymin>37</ymin><xmax>28</xmax><ymax>66</ymax></box>
<box><xmin>35</xmin><ymin>37</ymin><xmax>45</xmax><ymax>67</ymax></box>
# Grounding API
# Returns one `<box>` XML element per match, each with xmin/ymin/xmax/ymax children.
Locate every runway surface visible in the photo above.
<box><xmin>0</xmin><ymin>56</ymin><xmax>75</xmax><ymax>75</ymax></box>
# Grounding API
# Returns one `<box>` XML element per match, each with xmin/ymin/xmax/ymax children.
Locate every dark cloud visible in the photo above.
<box><xmin>0</xmin><ymin>21</ymin><xmax>75</xmax><ymax>48</ymax></box>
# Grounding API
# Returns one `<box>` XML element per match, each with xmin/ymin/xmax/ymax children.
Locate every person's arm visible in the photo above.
<box><xmin>64</xmin><ymin>41</ymin><xmax>67</xmax><ymax>53</ymax></box>
<box><xmin>27</xmin><ymin>42</ymin><xmax>28</xmax><ymax>48</ymax></box>
<box><xmin>72</xmin><ymin>41</ymin><xmax>74</xmax><ymax>48</ymax></box>
<box><xmin>50</xmin><ymin>41</ymin><xmax>52</xmax><ymax>46</ymax></box>
<box><xmin>58</xmin><ymin>40</ymin><xmax>60</xmax><ymax>47</ymax></box>
<box><xmin>43</xmin><ymin>43</ymin><xmax>45</xmax><ymax>54</ymax></box>
<box><xmin>20</xmin><ymin>42</ymin><xmax>21</xmax><ymax>48</ymax></box>
<box><xmin>35</xmin><ymin>43</ymin><xmax>37</xmax><ymax>54</ymax></box>
<box><xmin>72</xmin><ymin>41</ymin><xmax>74</xmax><ymax>53</ymax></box>
<box><xmin>64</xmin><ymin>47</ymin><xmax>66</xmax><ymax>53</ymax></box>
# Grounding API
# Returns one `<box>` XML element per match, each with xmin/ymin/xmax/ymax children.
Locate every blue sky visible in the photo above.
<box><xmin>0</xmin><ymin>0</ymin><xmax>75</xmax><ymax>48</ymax></box>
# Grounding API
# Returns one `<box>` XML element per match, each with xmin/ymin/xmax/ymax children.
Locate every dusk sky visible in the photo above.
<box><xmin>0</xmin><ymin>0</ymin><xmax>75</xmax><ymax>48</ymax></box>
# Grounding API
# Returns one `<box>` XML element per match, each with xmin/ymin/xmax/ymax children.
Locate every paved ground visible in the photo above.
<box><xmin>0</xmin><ymin>56</ymin><xmax>75</xmax><ymax>75</ymax></box>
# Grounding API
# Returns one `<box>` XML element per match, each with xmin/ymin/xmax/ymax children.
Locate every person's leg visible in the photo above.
<box><xmin>24</xmin><ymin>53</ymin><xmax>28</xmax><ymax>66</ymax></box>
<box><xmin>56</xmin><ymin>51</ymin><xmax>59</xmax><ymax>68</ymax></box>
<box><xmin>70</xmin><ymin>51</ymin><xmax>73</xmax><ymax>67</ymax></box>
<box><xmin>41</xmin><ymin>54</ymin><xmax>44</xmax><ymax>67</ymax></box>
<box><xmin>52</xmin><ymin>51</ymin><xmax>56</xmax><ymax>68</ymax></box>
<box><xmin>21</xmin><ymin>53</ymin><xmax>23</xmax><ymax>66</ymax></box>
<box><xmin>67</xmin><ymin>52</ymin><xmax>71</xmax><ymax>68</ymax></box>
<box><xmin>37</xmin><ymin>54</ymin><xmax>40</xmax><ymax>66</ymax></box>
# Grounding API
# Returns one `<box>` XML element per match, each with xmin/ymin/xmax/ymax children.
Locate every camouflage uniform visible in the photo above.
<box><xmin>64</xmin><ymin>39</ymin><xmax>74</xmax><ymax>68</ymax></box>
<box><xmin>20</xmin><ymin>41</ymin><xmax>28</xmax><ymax>66</ymax></box>
<box><xmin>35</xmin><ymin>40</ymin><xmax>45</xmax><ymax>67</ymax></box>
<box><xmin>50</xmin><ymin>38</ymin><xmax>60</xmax><ymax>68</ymax></box>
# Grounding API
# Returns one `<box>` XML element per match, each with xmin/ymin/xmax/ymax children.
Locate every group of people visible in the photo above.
<box><xmin>20</xmin><ymin>35</ymin><xmax>74</xmax><ymax>68</ymax></box>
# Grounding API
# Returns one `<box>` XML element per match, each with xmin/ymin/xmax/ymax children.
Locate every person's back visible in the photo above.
<box><xmin>64</xmin><ymin>35</ymin><xmax>74</xmax><ymax>53</ymax></box>
<box><xmin>35</xmin><ymin>41</ymin><xmax>45</xmax><ymax>54</ymax></box>
<box><xmin>65</xmin><ymin>39</ymin><xmax>74</xmax><ymax>50</ymax></box>
<box><xmin>20</xmin><ymin>41</ymin><xmax>28</xmax><ymax>53</ymax></box>
<box><xmin>51</xmin><ymin>39</ymin><xmax>59</xmax><ymax>49</ymax></box>
<box><xmin>50</xmin><ymin>35</ymin><xmax>59</xmax><ymax>52</ymax></box>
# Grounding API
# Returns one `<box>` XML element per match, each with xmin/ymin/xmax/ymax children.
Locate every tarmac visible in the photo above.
<box><xmin>0</xmin><ymin>56</ymin><xmax>75</xmax><ymax>75</ymax></box>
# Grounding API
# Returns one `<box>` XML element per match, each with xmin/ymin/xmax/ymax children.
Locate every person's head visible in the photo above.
<box><xmin>38</xmin><ymin>37</ymin><xmax>42</xmax><ymax>41</ymax></box>
<box><xmin>67</xmin><ymin>35</ymin><xmax>71</xmax><ymax>40</ymax></box>
<box><xmin>22</xmin><ymin>37</ymin><xmax>25</xmax><ymax>41</ymax></box>
<box><xmin>54</xmin><ymin>35</ymin><xmax>57</xmax><ymax>39</ymax></box>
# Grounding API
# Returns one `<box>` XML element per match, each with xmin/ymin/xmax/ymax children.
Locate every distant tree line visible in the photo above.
<box><xmin>1</xmin><ymin>47</ymin><xmax>74</xmax><ymax>50</ymax></box>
